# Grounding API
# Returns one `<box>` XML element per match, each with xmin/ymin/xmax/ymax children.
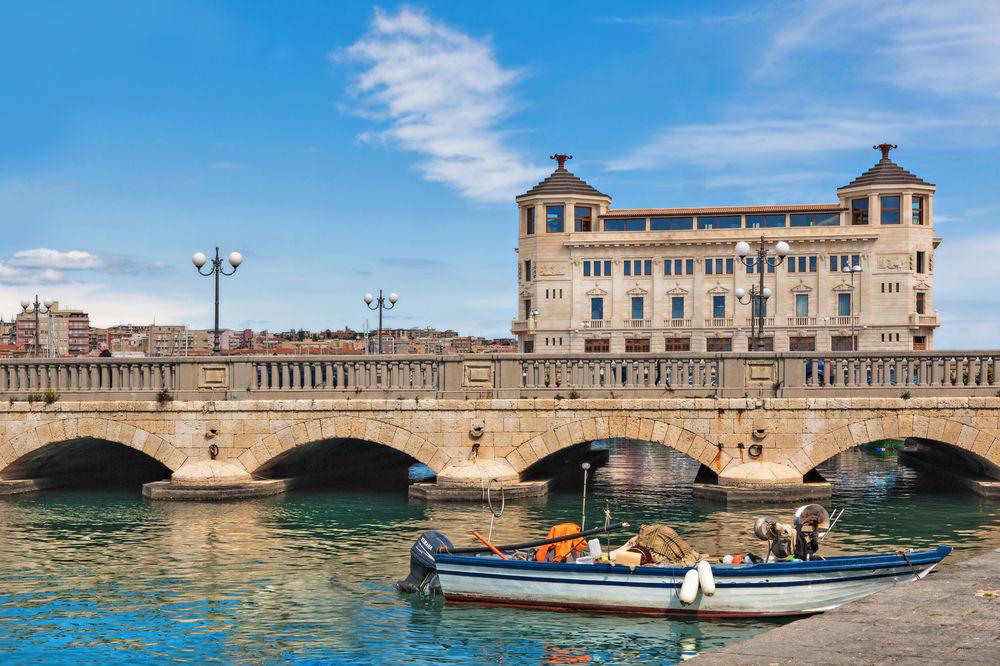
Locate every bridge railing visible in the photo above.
<box><xmin>0</xmin><ymin>351</ymin><xmax>996</xmax><ymax>400</ymax></box>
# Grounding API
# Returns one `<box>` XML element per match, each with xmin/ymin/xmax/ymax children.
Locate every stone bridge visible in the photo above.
<box><xmin>0</xmin><ymin>352</ymin><xmax>998</xmax><ymax>501</ymax></box>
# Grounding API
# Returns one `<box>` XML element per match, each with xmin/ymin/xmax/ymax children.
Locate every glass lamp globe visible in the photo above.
<box><xmin>774</xmin><ymin>241</ymin><xmax>790</xmax><ymax>257</ymax></box>
<box><xmin>388</xmin><ymin>293</ymin><xmax>398</xmax><ymax>304</ymax></box>
<box><xmin>734</xmin><ymin>287</ymin><xmax>746</xmax><ymax>299</ymax></box>
<box><xmin>762</xmin><ymin>287</ymin><xmax>773</xmax><ymax>299</ymax></box>
<box><xmin>43</xmin><ymin>299</ymin><xmax>54</xmax><ymax>309</ymax></box>
<box><xmin>19</xmin><ymin>300</ymin><xmax>30</xmax><ymax>310</ymax></box>
<box><xmin>852</xmin><ymin>264</ymin><xmax>862</xmax><ymax>272</ymax></box>
<box><xmin>734</xmin><ymin>241</ymin><xmax>751</xmax><ymax>257</ymax></box>
<box><xmin>228</xmin><ymin>252</ymin><xmax>243</xmax><ymax>267</ymax></box>
<box><xmin>363</xmin><ymin>293</ymin><xmax>374</xmax><ymax>305</ymax></box>
<box><xmin>192</xmin><ymin>252</ymin><xmax>207</xmax><ymax>268</ymax></box>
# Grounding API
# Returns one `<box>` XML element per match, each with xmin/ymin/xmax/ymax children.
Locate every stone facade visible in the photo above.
<box><xmin>513</xmin><ymin>147</ymin><xmax>939</xmax><ymax>354</ymax></box>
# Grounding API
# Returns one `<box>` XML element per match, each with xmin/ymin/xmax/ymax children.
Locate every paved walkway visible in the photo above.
<box><xmin>690</xmin><ymin>548</ymin><xmax>1000</xmax><ymax>665</ymax></box>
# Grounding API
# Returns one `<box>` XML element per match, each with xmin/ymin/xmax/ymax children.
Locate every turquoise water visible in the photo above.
<box><xmin>0</xmin><ymin>442</ymin><xmax>998</xmax><ymax>664</ymax></box>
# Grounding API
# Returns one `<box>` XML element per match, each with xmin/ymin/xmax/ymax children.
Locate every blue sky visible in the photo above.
<box><xmin>1</xmin><ymin>1</ymin><xmax>998</xmax><ymax>346</ymax></box>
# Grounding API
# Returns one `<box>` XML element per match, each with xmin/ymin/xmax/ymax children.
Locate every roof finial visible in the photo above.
<box><xmin>874</xmin><ymin>143</ymin><xmax>897</xmax><ymax>161</ymax></box>
<box><xmin>550</xmin><ymin>153</ymin><xmax>573</xmax><ymax>170</ymax></box>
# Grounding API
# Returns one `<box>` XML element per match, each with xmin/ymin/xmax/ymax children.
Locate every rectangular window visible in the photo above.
<box><xmin>809</xmin><ymin>256</ymin><xmax>816</xmax><ymax>272</ymax></box>
<box><xmin>746</xmin><ymin>214</ymin><xmax>786</xmax><ymax>228</ymax></box>
<box><xmin>574</xmin><ymin>206</ymin><xmax>592</xmax><ymax>232</ymax></box>
<box><xmin>604</xmin><ymin>260</ymin><xmax>611</xmax><ymax>276</ymax></box>
<box><xmin>591</xmin><ymin>297</ymin><xmax>604</xmax><ymax>321</ymax></box>
<box><xmin>748</xmin><ymin>337</ymin><xmax>774</xmax><ymax>351</ymax></box>
<box><xmin>705</xmin><ymin>258</ymin><xmax>712</xmax><ymax>275</ymax></box>
<box><xmin>546</xmin><ymin>205</ymin><xmax>564</xmax><ymax>233</ymax></box>
<box><xmin>585</xmin><ymin>339</ymin><xmax>609</xmax><ymax>353</ymax></box>
<box><xmin>644</xmin><ymin>259</ymin><xmax>652</xmax><ymax>276</ymax></box>
<box><xmin>593</xmin><ymin>260</ymin><xmax>602</xmax><ymax>277</ymax></box>
<box><xmin>624</xmin><ymin>261</ymin><xmax>631</xmax><ymax>276</ymax></box>
<box><xmin>916</xmin><ymin>292</ymin><xmax>926</xmax><ymax>314</ymax></box>
<box><xmin>523</xmin><ymin>299</ymin><xmax>531</xmax><ymax>319</ymax></box>
<box><xmin>631</xmin><ymin>296</ymin><xmax>644</xmax><ymax>320</ymax></box>
<box><xmin>752</xmin><ymin>297</ymin><xmax>767</xmax><ymax>318</ymax></box>
<box><xmin>706</xmin><ymin>338</ymin><xmax>732</xmax><ymax>352</ymax></box>
<box><xmin>525</xmin><ymin>207</ymin><xmax>535</xmax><ymax>235</ymax></box>
<box><xmin>583</xmin><ymin>261</ymin><xmax>591</xmax><ymax>277</ymax></box>
<box><xmin>663</xmin><ymin>338</ymin><xmax>690</xmax><ymax>351</ymax></box>
<box><xmin>851</xmin><ymin>198</ymin><xmax>869</xmax><ymax>225</ymax></box>
<box><xmin>881</xmin><ymin>195</ymin><xmax>901</xmax><ymax>224</ymax></box>
<box><xmin>524</xmin><ymin>260</ymin><xmax>532</xmax><ymax>282</ymax></box>
<box><xmin>664</xmin><ymin>259</ymin><xmax>672</xmax><ymax>275</ymax></box>
<box><xmin>791</xmin><ymin>212</ymin><xmax>841</xmax><ymax>227</ymax></box>
<box><xmin>671</xmin><ymin>296</ymin><xmax>685</xmax><ymax>320</ymax></box>
<box><xmin>916</xmin><ymin>251</ymin><xmax>926</xmax><ymax>274</ymax></box>
<box><xmin>523</xmin><ymin>340</ymin><xmax>534</xmax><ymax>353</ymax></box>
<box><xmin>789</xmin><ymin>336</ymin><xmax>816</xmax><ymax>351</ymax></box>
<box><xmin>838</xmin><ymin>293</ymin><xmax>852</xmax><ymax>317</ymax></box>
<box><xmin>712</xmin><ymin>295</ymin><xmax>726</xmax><ymax>318</ymax></box>
<box><xmin>604</xmin><ymin>218</ymin><xmax>646</xmax><ymax>232</ymax></box>
<box><xmin>686</xmin><ymin>259</ymin><xmax>694</xmax><ymax>275</ymax></box>
<box><xmin>650</xmin><ymin>217</ymin><xmax>694</xmax><ymax>231</ymax></box>
<box><xmin>830</xmin><ymin>256</ymin><xmax>837</xmax><ymax>272</ymax></box>
<box><xmin>626</xmin><ymin>338</ymin><xmax>652</xmax><ymax>353</ymax></box>
<box><xmin>795</xmin><ymin>294</ymin><xmax>809</xmax><ymax>317</ymax></box>
<box><xmin>912</xmin><ymin>196</ymin><xmax>924</xmax><ymax>225</ymax></box>
<box><xmin>832</xmin><ymin>335</ymin><xmax>856</xmax><ymax>351</ymax></box>
<box><xmin>913</xmin><ymin>335</ymin><xmax>927</xmax><ymax>351</ymax></box>
<box><xmin>697</xmin><ymin>215</ymin><xmax>741</xmax><ymax>229</ymax></box>
<box><xmin>798</xmin><ymin>256</ymin><xmax>806</xmax><ymax>272</ymax></box>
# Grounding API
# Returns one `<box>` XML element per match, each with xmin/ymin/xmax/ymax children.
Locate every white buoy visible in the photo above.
<box><xmin>679</xmin><ymin>568</ymin><xmax>700</xmax><ymax>605</ymax></box>
<box><xmin>696</xmin><ymin>560</ymin><xmax>716</xmax><ymax>596</ymax></box>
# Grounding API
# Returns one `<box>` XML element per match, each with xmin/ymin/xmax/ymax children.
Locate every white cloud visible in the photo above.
<box><xmin>338</xmin><ymin>7</ymin><xmax>546</xmax><ymax>203</ymax></box>
<box><xmin>0</xmin><ymin>263</ymin><xmax>63</xmax><ymax>285</ymax></box>
<box><xmin>931</xmin><ymin>233</ymin><xmax>1000</xmax><ymax>348</ymax></box>
<box><xmin>11</xmin><ymin>248</ymin><xmax>105</xmax><ymax>270</ymax></box>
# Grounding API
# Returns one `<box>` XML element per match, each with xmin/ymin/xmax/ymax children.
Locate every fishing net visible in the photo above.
<box><xmin>622</xmin><ymin>524</ymin><xmax>704</xmax><ymax>566</ymax></box>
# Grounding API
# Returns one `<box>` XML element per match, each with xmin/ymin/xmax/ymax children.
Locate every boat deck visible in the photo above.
<box><xmin>688</xmin><ymin>548</ymin><xmax>1000</xmax><ymax>665</ymax></box>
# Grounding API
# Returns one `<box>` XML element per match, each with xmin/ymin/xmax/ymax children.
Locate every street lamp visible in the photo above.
<box><xmin>363</xmin><ymin>289</ymin><xmax>398</xmax><ymax>354</ymax></box>
<box><xmin>192</xmin><ymin>247</ymin><xmax>243</xmax><ymax>356</ymax></box>
<box><xmin>842</xmin><ymin>264</ymin><xmax>863</xmax><ymax>350</ymax></box>
<box><xmin>20</xmin><ymin>295</ymin><xmax>54</xmax><ymax>357</ymax></box>
<box><xmin>734</xmin><ymin>237</ymin><xmax>790</xmax><ymax>350</ymax></box>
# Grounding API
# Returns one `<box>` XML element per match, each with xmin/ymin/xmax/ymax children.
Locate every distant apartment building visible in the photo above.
<box><xmin>15</xmin><ymin>301</ymin><xmax>90</xmax><ymax>356</ymax></box>
<box><xmin>513</xmin><ymin>147</ymin><xmax>939</xmax><ymax>353</ymax></box>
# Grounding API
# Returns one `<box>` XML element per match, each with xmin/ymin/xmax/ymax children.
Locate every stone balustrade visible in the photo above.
<box><xmin>0</xmin><ymin>352</ymin><xmax>997</xmax><ymax>401</ymax></box>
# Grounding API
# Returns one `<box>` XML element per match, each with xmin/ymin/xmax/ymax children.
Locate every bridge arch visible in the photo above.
<box><xmin>0</xmin><ymin>416</ymin><xmax>182</xmax><ymax>477</ymax></box>
<box><xmin>804</xmin><ymin>414</ymin><xmax>1000</xmax><ymax>475</ymax></box>
<box><xmin>242</xmin><ymin>415</ymin><xmax>443</xmax><ymax>476</ymax></box>
<box><xmin>506</xmin><ymin>414</ymin><xmax>730</xmax><ymax>476</ymax></box>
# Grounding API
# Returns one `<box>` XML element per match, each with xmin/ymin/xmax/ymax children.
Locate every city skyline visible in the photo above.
<box><xmin>2</xmin><ymin>2</ymin><xmax>1000</xmax><ymax>345</ymax></box>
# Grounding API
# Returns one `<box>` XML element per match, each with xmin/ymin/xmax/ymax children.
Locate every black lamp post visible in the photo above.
<box><xmin>735</xmin><ymin>236</ymin><xmax>790</xmax><ymax>350</ymax></box>
<box><xmin>192</xmin><ymin>247</ymin><xmax>243</xmax><ymax>356</ymax></box>
<box><xmin>19</xmin><ymin>295</ymin><xmax>53</xmax><ymax>357</ymax></box>
<box><xmin>363</xmin><ymin>289</ymin><xmax>398</xmax><ymax>354</ymax></box>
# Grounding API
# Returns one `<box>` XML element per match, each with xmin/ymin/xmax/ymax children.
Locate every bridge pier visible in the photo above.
<box><xmin>408</xmin><ymin>458</ymin><xmax>549</xmax><ymax>501</ymax></box>
<box><xmin>692</xmin><ymin>461</ymin><xmax>832</xmax><ymax>504</ymax></box>
<box><xmin>899</xmin><ymin>439</ymin><xmax>1000</xmax><ymax>498</ymax></box>
<box><xmin>142</xmin><ymin>460</ymin><xmax>289</xmax><ymax>501</ymax></box>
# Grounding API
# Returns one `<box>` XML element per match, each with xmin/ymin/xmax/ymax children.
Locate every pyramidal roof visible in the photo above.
<box><xmin>517</xmin><ymin>154</ymin><xmax>610</xmax><ymax>199</ymax></box>
<box><xmin>839</xmin><ymin>144</ymin><xmax>934</xmax><ymax>189</ymax></box>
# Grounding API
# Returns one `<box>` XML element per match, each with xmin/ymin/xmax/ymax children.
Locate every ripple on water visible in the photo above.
<box><xmin>0</xmin><ymin>442</ymin><xmax>997</xmax><ymax>664</ymax></box>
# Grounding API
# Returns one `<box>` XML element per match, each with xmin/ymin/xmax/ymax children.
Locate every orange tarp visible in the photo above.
<box><xmin>534</xmin><ymin>523</ymin><xmax>586</xmax><ymax>563</ymax></box>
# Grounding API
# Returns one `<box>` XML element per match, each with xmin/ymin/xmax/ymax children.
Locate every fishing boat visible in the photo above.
<box><xmin>397</xmin><ymin>503</ymin><xmax>952</xmax><ymax>618</ymax></box>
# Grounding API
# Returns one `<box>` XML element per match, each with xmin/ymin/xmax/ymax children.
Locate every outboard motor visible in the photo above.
<box><xmin>396</xmin><ymin>530</ymin><xmax>453</xmax><ymax>594</ymax></box>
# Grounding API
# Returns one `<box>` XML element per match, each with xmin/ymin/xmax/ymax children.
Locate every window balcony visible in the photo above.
<box><xmin>510</xmin><ymin>318</ymin><xmax>533</xmax><ymax>333</ymax></box>
<box><xmin>586</xmin><ymin>319</ymin><xmax>610</xmax><ymax>329</ymax></box>
<box><xmin>908</xmin><ymin>312</ymin><xmax>939</xmax><ymax>327</ymax></box>
<box><xmin>705</xmin><ymin>317</ymin><xmax>734</xmax><ymax>327</ymax></box>
<box><xmin>786</xmin><ymin>316</ymin><xmax>817</xmax><ymax>326</ymax></box>
<box><xmin>829</xmin><ymin>315</ymin><xmax>859</xmax><ymax>326</ymax></box>
<box><xmin>743</xmin><ymin>317</ymin><xmax>775</xmax><ymax>327</ymax></box>
<box><xmin>624</xmin><ymin>319</ymin><xmax>651</xmax><ymax>329</ymax></box>
<box><xmin>662</xmin><ymin>318</ymin><xmax>691</xmax><ymax>328</ymax></box>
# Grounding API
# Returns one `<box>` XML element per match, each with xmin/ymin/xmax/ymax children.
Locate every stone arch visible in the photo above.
<box><xmin>801</xmin><ymin>413</ymin><xmax>1000</xmax><ymax>476</ymax></box>
<box><xmin>240</xmin><ymin>415</ymin><xmax>442</xmax><ymax>475</ymax></box>
<box><xmin>506</xmin><ymin>414</ymin><xmax>730</xmax><ymax>476</ymax></box>
<box><xmin>0</xmin><ymin>416</ymin><xmax>183</xmax><ymax>476</ymax></box>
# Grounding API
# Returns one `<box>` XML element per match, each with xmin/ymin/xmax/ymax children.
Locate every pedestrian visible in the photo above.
<box><xmin>98</xmin><ymin>343</ymin><xmax>112</xmax><ymax>358</ymax></box>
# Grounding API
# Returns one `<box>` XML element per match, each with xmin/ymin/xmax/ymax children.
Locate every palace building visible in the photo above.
<box><xmin>512</xmin><ymin>146</ymin><xmax>939</xmax><ymax>353</ymax></box>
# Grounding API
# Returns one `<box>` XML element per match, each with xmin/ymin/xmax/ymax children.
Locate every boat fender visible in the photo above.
<box><xmin>679</xmin><ymin>568</ymin><xmax>700</xmax><ymax>605</ymax></box>
<box><xmin>696</xmin><ymin>560</ymin><xmax>716</xmax><ymax>596</ymax></box>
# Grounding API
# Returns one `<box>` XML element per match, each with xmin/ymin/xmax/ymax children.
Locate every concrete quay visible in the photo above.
<box><xmin>690</xmin><ymin>548</ymin><xmax>1000</xmax><ymax>665</ymax></box>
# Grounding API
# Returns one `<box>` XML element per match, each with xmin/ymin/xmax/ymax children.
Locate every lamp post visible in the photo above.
<box><xmin>20</xmin><ymin>295</ymin><xmax>53</xmax><ymax>357</ymax></box>
<box><xmin>734</xmin><ymin>237</ymin><xmax>790</xmax><ymax>350</ymax></box>
<box><xmin>363</xmin><ymin>289</ymin><xmax>398</xmax><ymax>354</ymax></box>
<box><xmin>843</xmin><ymin>264</ymin><xmax>863</xmax><ymax>350</ymax></box>
<box><xmin>192</xmin><ymin>247</ymin><xmax>243</xmax><ymax>356</ymax></box>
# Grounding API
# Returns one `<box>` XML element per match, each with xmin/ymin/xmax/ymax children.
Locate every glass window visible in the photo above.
<box><xmin>523</xmin><ymin>340</ymin><xmax>534</xmax><ymax>353</ymax></box>
<box><xmin>644</xmin><ymin>259</ymin><xmax>652</xmax><ymax>276</ymax></box>
<box><xmin>590</xmin><ymin>297</ymin><xmax>604</xmax><ymax>321</ymax></box>
<box><xmin>574</xmin><ymin>206</ymin><xmax>592</xmax><ymax>232</ymax></box>
<box><xmin>752</xmin><ymin>297</ymin><xmax>767</xmax><ymax>318</ymax></box>
<box><xmin>523</xmin><ymin>298</ymin><xmax>531</xmax><ymax>318</ymax></box>
<box><xmin>593</xmin><ymin>260</ymin><xmax>601</xmax><ymax>277</ymax></box>
<box><xmin>789</xmin><ymin>257</ymin><xmax>796</xmax><ymax>273</ymax></box>
<box><xmin>746</xmin><ymin>214</ymin><xmax>786</xmax><ymax>228</ymax></box>
<box><xmin>546</xmin><ymin>205</ymin><xmax>564</xmax><ymax>232</ymax></box>
<box><xmin>829</xmin><ymin>256</ymin><xmax>837</xmax><ymax>272</ymax></box>
<box><xmin>686</xmin><ymin>259</ymin><xmax>694</xmax><ymax>275</ymax></box>
<box><xmin>525</xmin><ymin>207</ymin><xmax>535</xmax><ymax>235</ymax></box>
<box><xmin>791</xmin><ymin>212</ymin><xmax>840</xmax><ymax>227</ymax></box>
<box><xmin>851</xmin><ymin>198</ymin><xmax>869</xmax><ymax>225</ymax></box>
<box><xmin>664</xmin><ymin>259</ymin><xmax>672</xmax><ymax>275</ymax></box>
<box><xmin>626</xmin><ymin>338</ymin><xmax>651</xmax><ymax>352</ymax></box>
<box><xmin>748</xmin><ymin>337</ymin><xmax>774</xmax><ymax>351</ymax></box>
<box><xmin>712</xmin><ymin>295</ymin><xmax>726</xmax><ymax>318</ymax></box>
<box><xmin>832</xmin><ymin>335</ymin><xmax>856</xmax><ymax>351</ymax></box>
<box><xmin>796</xmin><ymin>294</ymin><xmax>809</xmax><ymax>317</ymax></box>
<box><xmin>604</xmin><ymin>218</ymin><xmax>646</xmax><ymax>231</ymax></box>
<box><xmin>916</xmin><ymin>251</ymin><xmax>926</xmax><ymax>274</ymax></box>
<box><xmin>624</xmin><ymin>261</ymin><xmax>631</xmax><ymax>276</ymax></box>
<box><xmin>583</xmin><ymin>261</ymin><xmax>591</xmax><ymax>277</ymax></box>
<box><xmin>912</xmin><ymin>196</ymin><xmax>924</xmax><ymax>225</ymax></box>
<box><xmin>809</xmin><ymin>256</ymin><xmax>816</xmax><ymax>272</ymax></box>
<box><xmin>916</xmin><ymin>292</ymin><xmax>926</xmax><ymax>314</ymax></box>
<box><xmin>585</xmin><ymin>339</ymin><xmax>609</xmax><ymax>353</ymax></box>
<box><xmin>603</xmin><ymin>260</ymin><xmax>611</xmax><ymax>276</ymax></box>
<box><xmin>838</xmin><ymin>293</ymin><xmax>852</xmax><ymax>317</ymax></box>
<box><xmin>524</xmin><ymin>260</ymin><xmax>532</xmax><ymax>282</ymax></box>
<box><xmin>651</xmin><ymin>217</ymin><xmax>694</xmax><ymax>231</ymax></box>
<box><xmin>706</xmin><ymin>338</ymin><xmax>732</xmax><ymax>352</ymax></box>
<box><xmin>852</xmin><ymin>255</ymin><xmax>860</xmax><ymax>269</ymax></box>
<box><xmin>671</xmin><ymin>296</ymin><xmax>684</xmax><ymax>319</ymax></box>
<box><xmin>727</xmin><ymin>258</ymin><xmax>735</xmax><ymax>274</ymax></box>
<box><xmin>631</xmin><ymin>296</ymin><xmax>644</xmax><ymax>320</ymax></box>
<box><xmin>789</xmin><ymin>336</ymin><xmax>816</xmax><ymax>351</ymax></box>
<box><xmin>663</xmin><ymin>338</ymin><xmax>690</xmax><ymax>351</ymax></box>
<box><xmin>881</xmin><ymin>196</ymin><xmax>900</xmax><ymax>224</ymax></box>
<box><xmin>705</xmin><ymin>258</ymin><xmax>713</xmax><ymax>275</ymax></box>
<box><xmin>698</xmin><ymin>215</ymin><xmax>741</xmax><ymax>229</ymax></box>
<box><xmin>798</xmin><ymin>257</ymin><xmax>806</xmax><ymax>272</ymax></box>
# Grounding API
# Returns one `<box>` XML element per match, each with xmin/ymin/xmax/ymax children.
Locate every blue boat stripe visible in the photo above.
<box><xmin>436</xmin><ymin>566</ymin><xmax>919</xmax><ymax>589</ymax></box>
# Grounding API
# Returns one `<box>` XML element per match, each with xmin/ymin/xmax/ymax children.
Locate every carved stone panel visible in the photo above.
<box><xmin>746</xmin><ymin>360</ymin><xmax>777</xmax><ymax>385</ymax></box>
<box><xmin>463</xmin><ymin>362</ymin><xmax>494</xmax><ymax>388</ymax></box>
<box><xmin>536</xmin><ymin>262</ymin><xmax>567</xmax><ymax>277</ymax></box>
<box><xmin>199</xmin><ymin>365</ymin><xmax>229</xmax><ymax>389</ymax></box>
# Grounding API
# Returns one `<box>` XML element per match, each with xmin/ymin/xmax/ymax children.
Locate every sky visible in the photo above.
<box><xmin>1</xmin><ymin>0</ymin><xmax>999</xmax><ymax>346</ymax></box>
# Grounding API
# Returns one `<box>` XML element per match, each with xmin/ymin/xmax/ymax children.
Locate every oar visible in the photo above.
<box><xmin>444</xmin><ymin>522</ymin><xmax>631</xmax><ymax>554</ymax></box>
<box><xmin>472</xmin><ymin>530</ymin><xmax>508</xmax><ymax>560</ymax></box>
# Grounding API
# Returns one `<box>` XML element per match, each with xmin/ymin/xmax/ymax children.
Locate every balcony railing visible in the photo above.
<box><xmin>744</xmin><ymin>317</ymin><xmax>775</xmax><ymax>327</ymax></box>
<box><xmin>787</xmin><ymin>316</ymin><xmax>817</xmax><ymax>326</ymax></box>
<box><xmin>586</xmin><ymin>319</ymin><xmax>610</xmax><ymax>329</ymax></box>
<box><xmin>705</xmin><ymin>317</ymin><xmax>734</xmax><ymax>327</ymax></box>
<box><xmin>909</xmin><ymin>313</ymin><xmax>940</xmax><ymax>327</ymax></box>
<box><xmin>510</xmin><ymin>319</ymin><xmax>532</xmax><ymax>333</ymax></box>
<box><xmin>663</xmin><ymin>318</ymin><xmax>691</xmax><ymax>328</ymax></box>
<box><xmin>624</xmin><ymin>319</ymin><xmax>651</xmax><ymax>329</ymax></box>
<box><xmin>829</xmin><ymin>316</ymin><xmax>859</xmax><ymax>326</ymax></box>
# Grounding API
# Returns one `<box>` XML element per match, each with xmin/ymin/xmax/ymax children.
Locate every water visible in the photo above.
<box><xmin>0</xmin><ymin>442</ymin><xmax>997</xmax><ymax>664</ymax></box>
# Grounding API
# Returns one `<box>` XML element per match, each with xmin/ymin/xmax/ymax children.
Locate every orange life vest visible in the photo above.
<box><xmin>534</xmin><ymin>523</ymin><xmax>586</xmax><ymax>562</ymax></box>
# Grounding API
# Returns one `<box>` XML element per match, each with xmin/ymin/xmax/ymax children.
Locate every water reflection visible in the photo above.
<box><xmin>0</xmin><ymin>441</ymin><xmax>997</xmax><ymax>663</ymax></box>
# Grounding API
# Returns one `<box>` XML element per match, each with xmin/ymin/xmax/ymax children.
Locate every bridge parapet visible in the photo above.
<box><xmin>0</xmin><ymin>351</ymin><xmax>997</xmax><ymax>401</ymax></box>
